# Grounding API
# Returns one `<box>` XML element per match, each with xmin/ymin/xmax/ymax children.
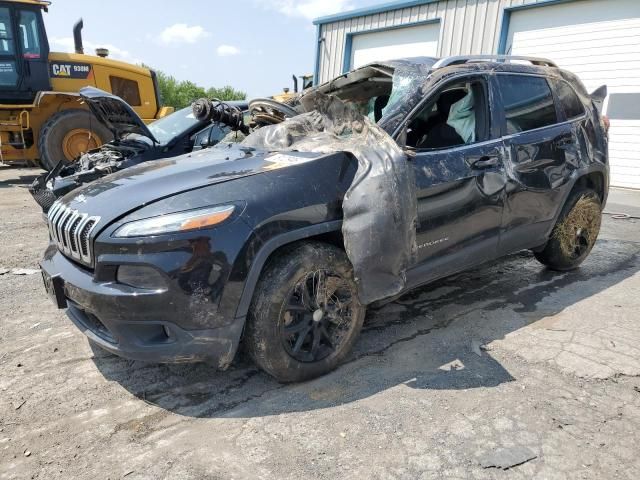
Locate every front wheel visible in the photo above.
<box><xmin>245</xmin><ymin>242</ymin><xmax>365</xmax><ymax>383</ymax></box>
<box><xmin>534</xmin><ymin>187</ymin><xmax>602</xmax><ymax>271</ymax></box>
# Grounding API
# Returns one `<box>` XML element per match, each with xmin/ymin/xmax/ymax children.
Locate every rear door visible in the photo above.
<box><xmin>496</xmin><ymin>73</ymin><xmax>575</xmax><ymax>253</ymax></box>
<box><xmin>403</xmin><ymin>74</ymin><xmax>507</xmax><ymax>289</ymax></box>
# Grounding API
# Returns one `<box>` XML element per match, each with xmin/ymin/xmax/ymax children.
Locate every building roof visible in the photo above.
<box><xmin>313</xmin><ymin>0</ymin><xmax>438</xmax><ymax>25</ymax></box>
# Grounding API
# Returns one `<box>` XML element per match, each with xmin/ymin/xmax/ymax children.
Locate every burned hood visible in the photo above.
<box><xmin>79</xmin><ymin>86</ymin><xmax>158</xmax><ymax>143</ymax></box>
<box><xmin>57</xmin><ymin>144</ymin><xmax>324</xmax><ymax>227</ymax></box>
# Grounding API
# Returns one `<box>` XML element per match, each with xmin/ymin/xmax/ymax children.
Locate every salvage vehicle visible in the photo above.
<box><xmin>40</xmin><ymin>55</ymin><xmax>609</xmax><ymax>382</ymax></box>
<box><xmin>0</xmin><ymin>1</ymin><xmax>171</xmax><ymax>168</ymax></box>
<box><xmin>29</xmin><ymin>86</ymin><xmax>248</xmax><ymax>212</ymax></box>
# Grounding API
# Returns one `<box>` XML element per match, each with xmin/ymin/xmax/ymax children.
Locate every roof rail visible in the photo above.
<box><xmin>432</xmin><ymin>55</ymin><xmax>558</xmax><ymax>69</ymax></box>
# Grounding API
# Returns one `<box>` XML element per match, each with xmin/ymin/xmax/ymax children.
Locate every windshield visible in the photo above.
<box><xmin>147</xmin><ymin>106</ymin><xmax>201</xmax><ymax>144</ymax></box>
<box><xmin>314</xmin><ymin>61</ymin><xmax>430</xmax><ymax>134</ymax></box>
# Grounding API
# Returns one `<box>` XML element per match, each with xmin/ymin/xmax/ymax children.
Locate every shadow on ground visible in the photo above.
<box><xmin>93</xmin><ymin>238</ymin><xmax>639</xmax><ymax>418</ymax></box>
<box><xmin>0</xmin><ymin>165</ymin><xmax>41</xmax><ymax>188</ymax></box>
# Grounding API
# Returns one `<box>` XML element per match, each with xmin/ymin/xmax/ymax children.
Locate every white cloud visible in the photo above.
<box><xmin>157</xmin><ymin>23</ymin><xmax>210</xmax><ymax>45</ymax></box>
<box><xmin>50</xmin><ymin>37</ymin><xmax>141</xmax><ymax>64</ymax></box>
<box><xmin>256</xmin><ymin>0</ymin><xmax>354</xmax><ymax>20</ymax></box>
<box><xmin>216</xmin><ymin>44</ymin><xmax>241</xmax><ymax>57</ymax></box>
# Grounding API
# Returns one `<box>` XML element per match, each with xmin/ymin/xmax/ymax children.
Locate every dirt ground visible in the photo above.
<box><xmin>1</xmin><ymin>164</ymin><xmax>639</xmax><ymax>480</ymax></box>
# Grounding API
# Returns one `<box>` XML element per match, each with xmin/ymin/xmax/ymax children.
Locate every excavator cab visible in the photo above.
<box><xmin>0</xmin><ymin>0</ymin><xmax>50</xmax><ymax>103</ymax></box>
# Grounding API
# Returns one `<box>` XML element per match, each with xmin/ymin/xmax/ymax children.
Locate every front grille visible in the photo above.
<box><xmin>47</xmin><ymin>201</ymin><xmax>100</xmax><ymax>266</ymax></box>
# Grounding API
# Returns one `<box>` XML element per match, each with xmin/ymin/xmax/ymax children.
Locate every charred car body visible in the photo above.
<box><xmin>40</xmin><ymin>55</ymin><xmax>609</xmax><ymax>382</ymax></box>
<box><xmin>29</xmin><ymin>87</ymin><xmax>248</xmax><ymax>212</ymax></box>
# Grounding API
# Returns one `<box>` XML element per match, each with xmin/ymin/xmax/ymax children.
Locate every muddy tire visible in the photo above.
<box><xmin>534</xmin><ymin>188</ymin><xmax>602</xmax><ymax>271</ymax></box>
<box><xmin>38</xmin><ymin>109</ymin><xmax>112</xmax><ymax>170</ymax></box>
<box><xmin>245</xmin><ymin>242</ymin><xmax>365</xmax><ymax>383</ymax></box>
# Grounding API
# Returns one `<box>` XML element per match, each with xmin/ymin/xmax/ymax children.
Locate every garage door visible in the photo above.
<box><xmin>349</xmin><ymin>22</ymin><xmax>440</xmax><ymax>71</ymax></box>
<box><xmin>505</xmin><ymin>0</ymin><xmax>640</xmax><ymax>189</ymax></box>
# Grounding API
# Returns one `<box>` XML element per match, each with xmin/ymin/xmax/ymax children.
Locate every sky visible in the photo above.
<box><xmin>44</xmin><ymin>0</ymin><xmax>386</xmax><ymax>98</ymax></box>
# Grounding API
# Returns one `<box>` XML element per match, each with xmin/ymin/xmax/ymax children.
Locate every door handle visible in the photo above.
<box><xmin>468</xmin><ymin>155</ymin><xmax>499</xmax><ymax>169</ymax></box>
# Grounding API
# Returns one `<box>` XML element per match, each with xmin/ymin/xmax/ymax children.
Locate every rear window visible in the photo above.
<box><xmin>109</xmin><ymin>76</ymin><xmax>141</xmax><ymax>106</ymax></box>
<box><xmin>497</xmin><ymin>74</ymin><xmax>558</xmax><ymax>134</ymax></box>
<box><xmin>553</xmin><ymin>79</ymin><xmax>584</xmax><ymax>120</ymax></box>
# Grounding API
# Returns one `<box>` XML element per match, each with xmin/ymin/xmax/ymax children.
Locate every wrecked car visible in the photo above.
<box><xmin>29</xmin><ymin>86</ymin><xmax>248</xmax><ymax>212</ymax></box>
<box><xmin>40</xmin><ymin>55</ymin><xmax>609</xmax><ymax>382</ymax></box>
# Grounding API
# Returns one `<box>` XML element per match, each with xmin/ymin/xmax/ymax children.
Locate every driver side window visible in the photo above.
<box><xmin>406</xmin><ymin>78</ymin><xmax>490</xmax><ymax>150</ymax></box>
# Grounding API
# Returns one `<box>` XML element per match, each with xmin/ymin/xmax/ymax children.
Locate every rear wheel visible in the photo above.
<box><xmin>534</xmin><ymin>188</ymin><xmax>602</xmax><ymax>271</ymax></box>
<box><xmin>38</xmin><ymin>109</ymin><xmax>113</xmax><ymax>170</ymax></box>
<box><xmin>245</xmin><ymin>242</ymin><xmax>365</xmax><ymax>383</ymax></box>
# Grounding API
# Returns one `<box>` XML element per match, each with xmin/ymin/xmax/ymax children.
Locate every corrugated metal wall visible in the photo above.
<box><xmin>317</xmin><ymin>0</ymin><xmax>552</xmax><ymax>83</ymax></box>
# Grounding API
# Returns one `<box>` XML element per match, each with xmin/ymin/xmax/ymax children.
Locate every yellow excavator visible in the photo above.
<box><xmin>0</xmin><ymin>0</ymin><xmax>171</xmax><ymax>169</ymax></box>
<box><xmin>272</xmin><ymin>74</ymin><xmax>313</xmax><ymax>103</ymax></box>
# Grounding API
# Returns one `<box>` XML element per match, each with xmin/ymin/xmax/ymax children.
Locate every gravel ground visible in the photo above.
<box><xmin>1</xmin><ymin>165</ymin><xmax>639</xmax><ymax>480</ymax></box>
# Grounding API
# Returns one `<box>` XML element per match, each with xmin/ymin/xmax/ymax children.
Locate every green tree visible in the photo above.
<box><xmin>153</xmin><ymin>69</ymin><xmax>246</xmax><ymax>109</ymax></box>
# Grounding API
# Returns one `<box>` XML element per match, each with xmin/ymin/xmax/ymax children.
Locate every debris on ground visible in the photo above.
<box><xmin>14</xmin><ymin>400</ymin><xmax>26</xmax><ymax>410</ymax></box>
<box><xmin>10</xmin><ymin>268</ymin><xmax>40</xmax><ymax>275</ymax></box>
<box><xmin>438</xmin><ymin>359</ymin><xmax>465</xmax><ymax>371</ymax></box>
<box><xmin>479</xmin><ymin>446</ymin><xmax>537</xmax><ymax>470</ymax></box>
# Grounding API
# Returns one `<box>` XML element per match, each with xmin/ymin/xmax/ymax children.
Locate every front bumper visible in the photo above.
<box><xmin>40</xmin><ymin>248</ymin><xmax>244</xmax><ymax>367</ymax></box>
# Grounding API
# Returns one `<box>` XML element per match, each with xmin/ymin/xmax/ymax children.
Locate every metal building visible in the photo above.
<box><xmin>313</xmin><ymin>0</ymin><xmax>640</xmax><ymax>189</ymax></box>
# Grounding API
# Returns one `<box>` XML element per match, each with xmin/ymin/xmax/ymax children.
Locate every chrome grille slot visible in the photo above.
<box><xmin>47</xmin><ymin>201</ymin><xmax>100</xmax><ymax>266</ymax></box>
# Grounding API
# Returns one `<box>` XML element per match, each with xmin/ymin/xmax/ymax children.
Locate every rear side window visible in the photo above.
<box><xmin>110</xmin><ymin>76</ymin><xmax>141</xmax><ymax>106</ymax></box>
<box><xmin>497</xmin><ymin>75</ymin><xmax>558</xmax><ymax>134</ymax></box>
<box><xmin>553</xmin><ymin>79</ymin><xmax>585</xmax><ymax>119</ymax></box>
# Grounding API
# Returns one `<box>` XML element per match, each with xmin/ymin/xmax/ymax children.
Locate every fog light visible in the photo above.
<box><xmin>116</xmin><ymin>265</ymin><xmax>167</xmax><ymax>290</ymax></box>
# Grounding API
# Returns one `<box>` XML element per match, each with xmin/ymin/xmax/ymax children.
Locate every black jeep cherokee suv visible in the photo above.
<box><xmin>40</xmin><ymin>56</ymin><xmax>609</xmax><ymax>382</ymax></box>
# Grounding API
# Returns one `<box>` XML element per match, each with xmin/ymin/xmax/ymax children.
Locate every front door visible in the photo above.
<box><xmin>401</xmin><ymin>74</ymin><xmax>507</xmax><ymax>289</ymax></box>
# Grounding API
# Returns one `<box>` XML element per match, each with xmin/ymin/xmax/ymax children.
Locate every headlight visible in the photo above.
<box><xmin>113</xmin><ymin>205</ymin><xmax>235</xmax><ymax>238</ymax></box>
